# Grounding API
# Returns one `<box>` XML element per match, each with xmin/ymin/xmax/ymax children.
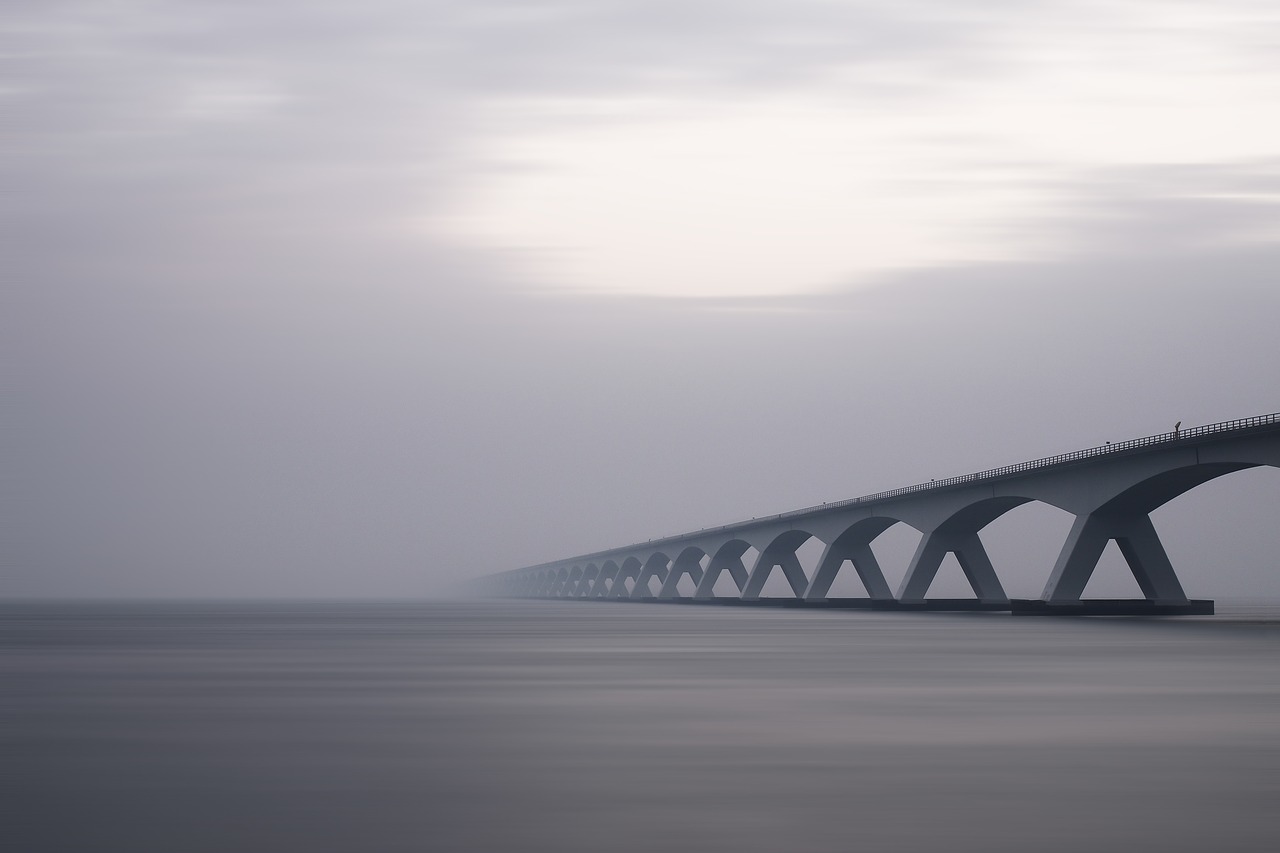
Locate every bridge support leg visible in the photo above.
<box><xmin>592</xmin><ymin>568</ymin><xmax>617</xmax><ymax>598</ymax></box>
<box><xmin>694</xmin><ymin>557</ymin><xmax>749</xmax><ymax>600</ymax></box>
<box><xmin>1042</xmin><ymin>512</ymin><xmax>1188</xmax><ymax>604</ymax></box>
<box><xmin>898</xmin><ymin>531</ymin><xmax>1009</xmax><ymax>604</ymax></box>
<box><xmin>805</xmin><ymin>540</ymin><xmax>894</xmax><ymax>601</ymax></box>
<box><xmin>573</xmin><ymin>571</ymin><xmax>597</xmax><ymax>598</ymax></box>
<box><xmin>632</xmin><ymin>559</ymin><xmax>669</xmax><ymax>599</ymax></box>
<box><xmin>742</xmin><ymin>552</ymin><xmax>809</xmax><ymax>600</ymax></box>
<box><xmin>633</xmin><ymin>567</ymin><xmax>665</xmax><ymax>598</ymax></box>
<box><xmin>611</xmin><ymin>568</ymin><xmax>638</xmax><ymax>599</ymax></box>
<box><xmin>659</xmin><ymin>554</ymin><xmax>704</xmax><ymax>599</ymax></box>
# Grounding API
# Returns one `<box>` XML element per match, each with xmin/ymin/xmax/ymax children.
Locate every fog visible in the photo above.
<box><xmin>5</xmin><ymin>1</ymin><xmax>1279</xmax><ymax>599</ymax></box>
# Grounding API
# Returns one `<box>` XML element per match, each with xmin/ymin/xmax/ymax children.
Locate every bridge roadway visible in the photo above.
<box><xmin>482</xmin><ymin>414</ymin><xmax>1280</xmax><ymax>614</ymax></box>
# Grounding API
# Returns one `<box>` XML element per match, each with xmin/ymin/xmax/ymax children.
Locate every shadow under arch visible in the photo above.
<box><xmin>1100</xmin><ymin>461</ymin><xmax>1266</xmax><ymax>516</ymax></box>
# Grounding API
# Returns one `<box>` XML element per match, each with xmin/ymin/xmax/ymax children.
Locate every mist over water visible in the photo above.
<box><xmin>5</xmin><ymin>601</ymin><xmax>1278</xmax><ymax>852</ymax></box>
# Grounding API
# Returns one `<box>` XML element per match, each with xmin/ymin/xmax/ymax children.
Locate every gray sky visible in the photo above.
<box><xmin>5</xmin><ymin>0</ymin><xmax>1279</xmax><ymax>599</ymax></box>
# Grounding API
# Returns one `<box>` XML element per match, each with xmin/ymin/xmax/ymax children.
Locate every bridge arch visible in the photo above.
<box><xmin>694</xmin><ymin>539</ymin><xmax>753</xmax><ymax>599</ymax></box>
<box><xmin>610</xmin><ymin>556</ymin><xmax>642</xmax><ymax>598</ymax></box>
<box><xmin>574</xmin><ymin>563</ymin><xmax>600</xmax><ymax>598</ymax></box>
<box><xmin>559</xmin><ymin>565</ymin><xmax>582</xmax><ymax>598</ymax></box>
<box><xmin>634</xmin><ymin>552</ymin><xmax>672</xmax><ymax>598</ymax></box>
<box><xmin>741</xmin><ymin>530</ymin><xmax>815</xmax><ymax>600</ymax></box>
<box><xmin>805</xmin><ymin>517</ymin><xmax>900</xmax><ymax>601</ymax></box>
<box><xmin>896</xmin><ymin>496</ymin><xmax>1033</xmax><ymax>603</ymax></box>
<box><xmin>658</xmin><ymin>547</ymin><xmax>706</xmax><ymax>599</ymax></box>
<box><xmin>1098</xmin><ymin>461</ymin><xmax>1268</xmax><ymax>517</ymax></box>
<box><xmin>591</xmin><ymin>560</ymin><xmax>620</xmax><ymax>598</ymax></box>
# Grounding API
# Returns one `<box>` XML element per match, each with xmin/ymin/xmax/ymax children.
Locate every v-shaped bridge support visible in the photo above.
<box><xmin>1041</xmin><ymin>511</ymin><xmax>1188</xmax><ymax>603</ymax></box>
<box><xmin>897</xmin><ymin>530</ymin><xmax>1009</xmax><ymax>604</ymax></box>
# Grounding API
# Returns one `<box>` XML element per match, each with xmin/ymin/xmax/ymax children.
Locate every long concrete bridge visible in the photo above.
<box><xmin>481</xmin><ymin>414</ymin><xmax>1279</xmax><ymax>614</ymax></box>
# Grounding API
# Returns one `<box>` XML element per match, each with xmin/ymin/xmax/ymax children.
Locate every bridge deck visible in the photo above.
<box><xmin>485</xmin><ymin>413</ymin><xmax>1277</xmax><ymax>614</ymax></box>
<box><xmin>527</xmin><ymin>413</ymin><xmax>1277</xmax><ymax>572</ymax></box>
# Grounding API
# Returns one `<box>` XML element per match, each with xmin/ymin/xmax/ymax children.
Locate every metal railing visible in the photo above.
<box><xmin>780</xmin><ymin>412</ymin><xmax>1278</xmax><ymax>519</ymax></box>
<box><xmin>507</xmin><ymin>412</ymin><xmax>1278</xmax><ymax>573</ymax></box>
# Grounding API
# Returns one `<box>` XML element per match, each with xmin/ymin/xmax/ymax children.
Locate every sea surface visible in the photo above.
<box><xmin>4</xmin><ymin>600</ymin><xmax>1279</xmax><ymax>852</ymax></box>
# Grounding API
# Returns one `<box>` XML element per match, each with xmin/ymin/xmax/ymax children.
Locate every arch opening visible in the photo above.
<box><xmin>1151</xmin><ymin>465</ymin><xmax>1280</xmax><ymax>599</ymax></box>
<box><xmin>1079</xmin><ymin>541</ymin><xmax>1148</xmax><ymax>598</ymax></box>
<box><xmin>979</xmin><ymin>500</ymin><xmax>1078</xmax><ymax>600</ymax></box>
<box><xmin>918</xmin><ymin>553</ymin><xmax>978</xmax><ymax>599</ymax></box>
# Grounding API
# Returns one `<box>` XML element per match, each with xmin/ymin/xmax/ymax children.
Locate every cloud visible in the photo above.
<box><xmin>5</xmin><ymin>2</ymin><xmax>1279</xmax><ymax>598</ymax></box>
<box><xmin>7</xmin><ymin>163</ymin><xmax>1279</xmax><ymax>597</ymax></box>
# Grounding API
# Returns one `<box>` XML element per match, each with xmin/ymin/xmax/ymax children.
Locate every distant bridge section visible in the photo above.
<box><xmin>480</xmin><ymin>414</ymin><xmax>1279</xmax><ymax>613</ymax></box>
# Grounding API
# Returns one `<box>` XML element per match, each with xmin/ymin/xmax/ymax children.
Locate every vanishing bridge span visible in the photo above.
<box><xmin>482</xmin><ymin>414</ymin><xmax>1279</xmax><ymax>614</ymax></box>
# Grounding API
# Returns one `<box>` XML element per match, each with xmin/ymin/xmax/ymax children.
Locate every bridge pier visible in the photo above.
<box><xmin>574</xmin><ymin>565</ymin><xmax>600</xmax><ymax>598</ymax></box>
<box><xmin>742</xmin><ymin>534</ymin><xmax>812</xmax><ymax>600</ymax></box>
<box><xmin>741</xmin><ymin>551</ymin><xmax>808</xmax><ymax>600</ymax></box>
<box><xmin>633</xmin><ymin>554</ymin><xmax>670</xmax><ymax>598</ymax></box>
<box><xmin>609</xmin><ymin>558</ymin><xmax>640</xmax><ymax>598</ymax></box>
<box><xmin>804</xmin><ymin>520</ymin><xmax>896</xmax><ymax>602</ymax></box>
<box><xmin>1042</xmin><ymin>511</ymin><xmax>1188</xmax><ymax>604</ymax></box>
<box><xmin>694</xmin><ymin>550</ymin><xmax>749</xmax><ymax>599</ymax></box>
<box><xmin>897</xmin><ymin>530</ymin><xmax>1009</xmax><ymax>604</ymax></box>
<box><xmin>589</xmin><ymin>562</ymin><xmax>615</xmax><ymax>598</ymax></box>
<box><xmin>658</xmin><ymin>550</ymin><xmax>704</xmax><ymax>599</ymax></box>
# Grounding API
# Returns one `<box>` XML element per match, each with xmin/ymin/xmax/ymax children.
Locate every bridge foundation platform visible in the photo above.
<box><xmin>558</xmin><ymin>597</ymin><xmax>1012</xmax><ymax>611</ymax></box>
<box><xmin>522</xmin><ymin>596</ymin><xmax>1214</xmax><ymax>615</ymax></box>
<box><xmin>1011</xmin><ymin>599</ymin><xmax>1214</xmax><ymax>616</ymax></box>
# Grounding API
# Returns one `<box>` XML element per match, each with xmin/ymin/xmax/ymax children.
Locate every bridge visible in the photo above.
<box><xmin>480</xmin><ymin>414</ymin><xmax>1280</xmax><ymax>614</ymax></box>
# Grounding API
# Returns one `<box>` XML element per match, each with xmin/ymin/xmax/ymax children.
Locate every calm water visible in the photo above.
<box><xmin>4</xmin><ymin>600</ymin><xmax>1279</xmax><ymax>852</ymax></box>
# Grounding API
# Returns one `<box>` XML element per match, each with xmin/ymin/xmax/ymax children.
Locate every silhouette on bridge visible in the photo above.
<box><xmin>481</xmin><ymin>414</ymin><xmax>1279</xmax><ymax>614</ymax></box>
